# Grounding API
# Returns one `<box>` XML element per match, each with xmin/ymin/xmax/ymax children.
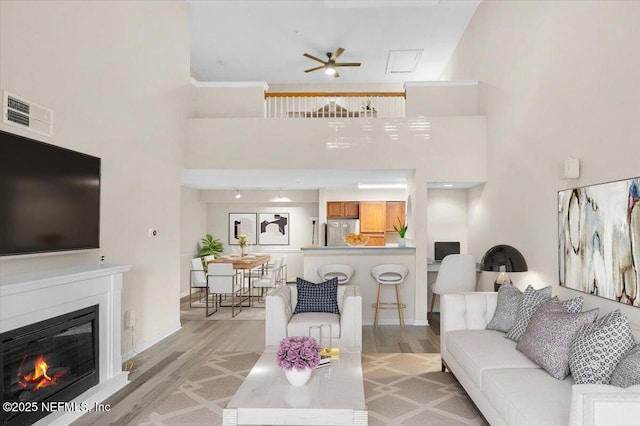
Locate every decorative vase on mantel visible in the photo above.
<box><xmin>284</xmin><ymin>367</ymin><xmax>312</xmax><ymax>386</ymax></box>
<box><xmin>398</xmin><ymin>237</ymin><xmax>407</xmax><ymax>248</ymax></box>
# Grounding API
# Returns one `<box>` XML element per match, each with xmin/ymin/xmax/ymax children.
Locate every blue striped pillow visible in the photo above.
<box><xmin>293</xmin><ymin>277</ymin><xmax>340</xmax><ymax>314</ymax></box>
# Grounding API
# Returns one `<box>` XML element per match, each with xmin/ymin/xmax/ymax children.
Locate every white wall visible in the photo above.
<box><xmin>426</xmin><ymin>188</ymin><xmax>470</xmax><ymax>312</ymax></box>
<box><xmin>427</xmin><ymin>189</ymin><xmax>469</xmax><ymax>260</ymax></box>
<box><xmin>203</xmin><ymin>198</ymin><xmax>319</xmax><ymax>279</ymax></box>
<box><xmin>180</xmin><ymin>187</ymin><xmax>208</xmax><ymax>296</ymax></box>
<box><xmin>442</xmin><ymin>1</ymin><xmax>640</xmax><ymax>322</ymax></box>
<box><xmin>0</xmin><ymin>1</ymin><xmax>190</xmax><ymax>354</ymax></box>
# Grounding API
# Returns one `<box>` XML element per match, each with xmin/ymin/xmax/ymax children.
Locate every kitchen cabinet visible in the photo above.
<box><xmin>386</xmin><ymin>201</ymin><xmax>406</xmax><ymax>232</ymax></box>
<box><xmin>359</xmin><ymin>202</ymin><xmax>386</xmax><ymax>232</ymax></box>
<box><xmin>362</xmin><ymin>232</ymin><xmax>386</xmax><ymax>246</ymax></box>
<box><xmin>327</xmin><ymin>201</ymin><xmax>359</xmax><ymax>218</ymax></box>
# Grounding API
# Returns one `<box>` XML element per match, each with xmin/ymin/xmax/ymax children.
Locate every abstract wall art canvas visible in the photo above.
<box><xmin>558</xmin><ymin>177</ymin><xmax>640</xmax><ymax>306</ymax></box>
<box><xmin>258</xmin><ymin>213</ymin><xmax>289</xmax><ymax>245</ymax></box>
<box><xmin>228</xmin><ymin>213</ymin><xmax>257</xmax><ymax>245</ymax></box>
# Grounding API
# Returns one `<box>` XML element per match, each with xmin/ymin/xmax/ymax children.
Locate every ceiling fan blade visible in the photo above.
<box><xmin>335</xmin><ymin>62</ymin><xmax>361</xmax><ymax>67</ymax></box>
<box><xmin>334</xmin><ymin>47</ymin><xmax>345</xmax><ymax>59</ymax></box>
<box><xmin>303</xmin><ymin>53</ymin><xmax>327</xmax><ymax>64</ymax></box>
<box><xmin>304</xmin><ymin>65</ymin><xmax>326</xmax><ymax>73</ymax></box>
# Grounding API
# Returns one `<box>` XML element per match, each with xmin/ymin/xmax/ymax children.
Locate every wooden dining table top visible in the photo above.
<box><xmin>208</xmin><ymin>254</ymin><xmax>271</xmax><ymax>270</ymax></box>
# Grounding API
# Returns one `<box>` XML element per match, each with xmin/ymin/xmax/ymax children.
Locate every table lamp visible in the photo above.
<box><xmin>480</xmin><ymin>245</ymin><xmax>528</xmax><ymax>291</ymax></box>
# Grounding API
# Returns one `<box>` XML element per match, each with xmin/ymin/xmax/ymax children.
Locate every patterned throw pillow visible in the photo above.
<box><xmin>293</xmin><ymin>277</ymin><xmax>340</xmax><ymax>314</ymax></box>
<box><xmin>516</xmin><ymin>298</ymin><xmax>598</xmax><ymax>380</ymax></box>
<box><xmin>569</xmin><ymin>310</ymin><xmax>635</xmax><ymax>384</ymax></box>
<box><xmin>505</xmin><ymin>285</ymin><xmax>552</xmax><ymax>342</ymax></box>
<box><xmin>611</xmin><ymin>345</ymin><xmax>640</xmax><ymax>388</ymax></box>
<box><xmin>486</xmin><ymin>283</ymin><xmax>523</xmax><ymax>332</ymax></box>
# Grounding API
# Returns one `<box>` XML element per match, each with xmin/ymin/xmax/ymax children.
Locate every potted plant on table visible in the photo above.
<box><xmin>237</xmin><ymin>234</ymin><xmax>248</xmax><ymax>257</ymax></box>
<box><xmin>393</xmin><ymin>217</ymin><xmax>408</xmax><ymax>247</ymax></box>
<box><xmin>276</xmin><ymin>336</ymin><xmax>322</xmax><ymax>386</ymax></box>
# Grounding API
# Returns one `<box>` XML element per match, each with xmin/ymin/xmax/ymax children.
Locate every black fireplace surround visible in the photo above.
<box><xmin>1</xmin><ymin>305</ymin><xmax>99</xmax><ymax>426</ymax></box>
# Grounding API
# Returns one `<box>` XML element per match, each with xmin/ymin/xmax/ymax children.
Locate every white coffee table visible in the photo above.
<box><xmin>223</xmin><ymin>346</ymin><xmax>367</xmax><ymax>425</ymax></box>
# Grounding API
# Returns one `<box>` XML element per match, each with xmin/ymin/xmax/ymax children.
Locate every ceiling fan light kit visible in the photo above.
<box><xmin>303</xmin><ymin>47</ymin><xmax>361</xmax><ymax>78</ymax></box>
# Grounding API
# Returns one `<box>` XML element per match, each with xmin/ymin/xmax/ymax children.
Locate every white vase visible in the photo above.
<box><xmin>398</xmin><ymin>237</ymin><xmax>406</xmax><ymax>247</ymax></box>
<box><xmin>284</xmin><ymin>367</ymin><xmax>312</xmax><ymax>386</ymax></box>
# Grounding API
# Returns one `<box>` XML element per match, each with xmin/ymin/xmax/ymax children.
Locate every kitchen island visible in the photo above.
<box><xmin>301</xmin><ymin>246</ymin><xmax>417</xmax><ymax>325</ymax></box>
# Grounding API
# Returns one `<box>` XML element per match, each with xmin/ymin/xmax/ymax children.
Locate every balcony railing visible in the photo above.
<box><xmin>264</xmin><ymin>92</ymin><xmax>405</xmax><ymax>119</ymax></box>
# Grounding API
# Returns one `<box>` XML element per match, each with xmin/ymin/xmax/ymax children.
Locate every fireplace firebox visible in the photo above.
<box><xmin>1</xmin><ymin>305</ymin><xmax>99</xmax><ymax>426</ymax></box>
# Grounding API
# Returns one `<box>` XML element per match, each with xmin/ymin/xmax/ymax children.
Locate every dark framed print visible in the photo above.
<box><xmin>228</xmin><ymin>213</ymin><xmax>257</xmax><ymax>245</ymax></box>
<box><xmin>258</xmin><ymin>213</ymin><xmax>289</xmax><ymax>245</ymax></box>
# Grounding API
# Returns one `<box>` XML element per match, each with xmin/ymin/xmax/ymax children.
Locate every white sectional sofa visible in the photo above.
<box><xmin>441</xmin><ymin>292</ymin><xmax>640</xmax><ymax>426</ymax></box>
<box><xmin>265</xmin><ymin>284</ymin><xmax>362</xmax><ymax>349</ymax></box>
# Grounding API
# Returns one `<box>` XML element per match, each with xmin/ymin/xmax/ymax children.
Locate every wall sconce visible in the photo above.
<box><xmin>234</xmin><ymin>190</ymin><xmax>241</xmax><ymax>199</ymax></box>
<box><xmin>480</xmin><ymin>245</ymin><xmax>528</xmax><ymax>291</ymax></box>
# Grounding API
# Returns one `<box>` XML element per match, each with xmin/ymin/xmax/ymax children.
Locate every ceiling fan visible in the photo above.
<box><xmin>303</xmin><ymin>47</ymin><xmax>361</xmax><ymax>78</ymax></box>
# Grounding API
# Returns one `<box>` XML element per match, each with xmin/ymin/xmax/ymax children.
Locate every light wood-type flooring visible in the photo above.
<box><xmin>72</xmin><ymin>299</ymin><xmax>441</xmax><ymax>425</ymax></box>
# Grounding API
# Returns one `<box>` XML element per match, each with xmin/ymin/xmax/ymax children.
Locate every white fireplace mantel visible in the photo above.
<box><xmin>0</xmin><ymin>264</ymin><xmax>130</xmax><ymax>425</ymax></box>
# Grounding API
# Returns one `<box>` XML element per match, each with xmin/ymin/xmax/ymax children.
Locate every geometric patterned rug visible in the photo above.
<box><xmin>138</xmin><ymin>352</ymin><xmax>487</xmax><ymax>425</ymax></box>
<box><xmin>362</xmin><ymin>353</ymin><xmax>486</xmax><ymax>425</ymax></box>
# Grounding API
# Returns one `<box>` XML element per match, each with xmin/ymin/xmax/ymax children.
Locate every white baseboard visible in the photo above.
<box><xmin>122</xmin><ymin>323</ymin><xmax>182</xmax><ymax>362</ymax></box>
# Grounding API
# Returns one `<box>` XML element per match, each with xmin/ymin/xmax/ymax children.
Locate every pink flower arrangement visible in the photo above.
<box><xmin>276</xmin><ymin>336</ymin><xmax>322</xmax><ymax>371</ymax></box>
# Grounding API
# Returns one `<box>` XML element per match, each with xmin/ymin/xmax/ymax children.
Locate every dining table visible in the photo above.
<box><xmin>208</xmin><ymin>254</ymin><xmax>271</xmax><ymax>306</ymax></box>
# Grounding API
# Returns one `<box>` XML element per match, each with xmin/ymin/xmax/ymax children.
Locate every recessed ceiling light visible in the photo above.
<box><xmin>234</xmin><ymin>189</ymin><xmax>242</xmax><ymax>199</ymax></box>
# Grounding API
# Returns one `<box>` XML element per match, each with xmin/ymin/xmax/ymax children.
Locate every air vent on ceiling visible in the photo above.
<box><xmin>385</xmin><ymin>49</ymin><xmax>423</xmax><ymax>74</ymax></box>
<box><xmin>3</xmin><ymin>91</ymin><xmax>53</xmax><ymax>137</ymax></box>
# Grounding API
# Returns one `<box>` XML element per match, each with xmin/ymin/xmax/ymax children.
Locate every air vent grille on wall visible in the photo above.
<box><xmin>3</xmin><ymin>91</ymin><xmax>53</xmax><ymax>137</ymax></box>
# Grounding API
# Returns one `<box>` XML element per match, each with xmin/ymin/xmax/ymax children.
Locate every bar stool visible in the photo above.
<box><xmin>371</xmin><ymin>264</ymin><xmax>409</xmax><ymax>329</ymax></box>
<box><xmin>317</xmin><ymin>264</ymin><xmax>355</xmax><ymax>285</ymax></box>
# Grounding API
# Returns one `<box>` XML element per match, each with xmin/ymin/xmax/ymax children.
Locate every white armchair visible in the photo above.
<box><xmin>265</xmin><ymin>284</ymin><xmax>362</xmax><ymax>350</ymax></box>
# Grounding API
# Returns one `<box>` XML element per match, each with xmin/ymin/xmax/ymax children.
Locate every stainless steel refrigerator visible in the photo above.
<box><xmin>326</xmin><ymin>219</ymin><xmax>360</xmax><ymax>246</ymax></box>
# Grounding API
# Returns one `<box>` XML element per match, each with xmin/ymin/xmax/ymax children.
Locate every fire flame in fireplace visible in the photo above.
<box><xmin>17</xmin><ymin>354</ymin><xmax>67</xmax><ymax>391</ymax></box>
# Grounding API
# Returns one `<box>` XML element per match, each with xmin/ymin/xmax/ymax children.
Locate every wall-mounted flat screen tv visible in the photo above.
<box><xmin>0</xmin><ymin>130</ymin><xmax>101</xmax><ymax>256</ymax></box>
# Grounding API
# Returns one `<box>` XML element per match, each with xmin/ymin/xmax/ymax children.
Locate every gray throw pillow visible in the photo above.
<box><xmin>569</xmin><ymin>310</ymin><xmax>635</xmax><ymax>384</ymax></box>
<box><xmin>486</xmin><ymin>283</ymin><xmax>523</xmax><ymax>332</ymax></box>
<box><xmin>505</xmin><ymin>285</ymin><xmax>552</xmax><ymax>342</ymax></box>
<box><xmin>516</xmin><ymin>298</ymin><xmax>598</xmax><ymax>380</ymax></box>
<box><xmin>611</xmin><ymin>345</ymin><xmax>640</xmax><ymax>388</ymax></box>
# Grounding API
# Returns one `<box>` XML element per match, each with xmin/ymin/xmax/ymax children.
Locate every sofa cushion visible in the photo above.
<box><xmin>446</xmin><ymin>329</ymin><xmax>539</xmax><ymax>390</ymax></box>
<box><xmin>611</xmin><ymin>344</ymin><xmax>640</xmax><ymax>388</ymax></box>
<box><xmin>505</xmin><ymin>285</ymin><xmax>552</xmax><ymax>342</ymax></box>
<box><xmin>288</xmin><ymin>312</ymin><xmax>340</xmax><ymax>339</ymax></box>
<box><xmin>483</xmin><ymin>368</ymin><xmax>574</xmax><ymax>426</ymax></box>
<box><xmin>516</xmin><ymin>298</ymin><xmax>598</xmax><ymax>380</ymax></box>
<box><xmin>293</xmin><ymin>277</ymin><xmax>340</xmax><ymax>314</ymax></box>
<box><xmin>570</xmin><ymin>309</ymin><xmax>635</xmax><ymax>384</ymax></box>
<box><xmin>486</xmin><ymin>283</ymin><xmax>522</xmax><ymax>332</ymax></box>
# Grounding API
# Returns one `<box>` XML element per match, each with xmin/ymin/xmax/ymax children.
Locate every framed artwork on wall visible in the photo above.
<box><xmin>558</xmin><ymin>177</ymin><xmax>640</xmax><ymax>307</ymax></box>
<box><xmin>258</xmin><ymin>213</ymin><xmax>289</xmax><ymax>245</ymax></box>
<box><xmin>228</xmin><ymin>213</ymin><xmax>257</xmax><ymax>245</ymax></box>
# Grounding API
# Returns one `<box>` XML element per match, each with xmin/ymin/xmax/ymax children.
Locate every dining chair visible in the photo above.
<box><xmin>253</xmin><ymin>257</ymin><xmax>283</xmax><ymax>305</ymax></box>
<box><xmin>190</xmin><ymin>257</ymin><xmax>207</xmax><ymax>308</ymax></box>
<box><xmin>206</xmin><ymin>263</ymin><xmax>246</xmax><ymax>317</ymax></box>
<box><xmin>430</xmin><ymin>254</ymin><xmax>477</xmax><ymax>319</ymax></box>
